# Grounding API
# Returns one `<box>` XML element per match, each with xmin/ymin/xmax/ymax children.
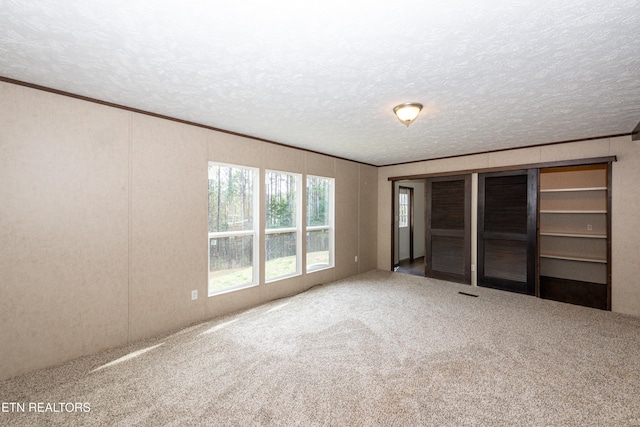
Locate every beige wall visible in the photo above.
<box><xmin>377</xmin><ymin>136</ymin><xmax>640</xmax><ymax>317</ymax></box>
<box><xmin>0</xmin><ymin>81</ymin><xmax>378</xmax><ymax>380</ymax></box>
<box><xmin>3</xmin><ymin>77</ymin><xmax>636</xmax><ymax>383</ymax></box>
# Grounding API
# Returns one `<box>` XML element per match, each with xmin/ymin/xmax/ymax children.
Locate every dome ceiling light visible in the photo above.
<box><xmin>393</xmin><ymin>102</ymin><xmax>423</xmax><ymax>127</ymax></box>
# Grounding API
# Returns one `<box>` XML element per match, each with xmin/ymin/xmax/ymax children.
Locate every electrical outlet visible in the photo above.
<box><xmin>191</xmin><ymin>290</ymin><xmax>198</xmax><ymax>300</ymax></box>
<box><xmin>587</xmin><ymin>224</ymin><xmax>593</xmax><ymax>231</ymax></box>
<box><xmin>471</xmin><ymin>264</ymin><xmax>476</xmax><ymax>272</ymax></box>
<box><xmin>355</xmin><ymin>256</ymin><xmax>358</xmax><ymax>262</ymax></box>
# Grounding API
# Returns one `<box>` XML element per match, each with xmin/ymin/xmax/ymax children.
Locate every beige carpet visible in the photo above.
<box><xmin>2</xmin><ymin>270</ymin><xmax>640</xmax><ymax>426</ymax></box>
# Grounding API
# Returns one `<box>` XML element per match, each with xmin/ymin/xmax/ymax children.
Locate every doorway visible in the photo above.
<box><xmin>393</xmin><ymin>181</ymin><xmax>425</xmax><ymax>276</ymax></box>
<box><xmin>398</xmin><ymin>186</ymin><xmax>414</xmax><ymax>262</ymax></box>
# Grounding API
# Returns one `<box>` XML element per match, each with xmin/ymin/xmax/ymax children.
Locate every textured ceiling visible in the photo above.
<box><xmin>1</xmin><ymin>0</ymin><xmax>639</xmax><ymax>166</ymax></box>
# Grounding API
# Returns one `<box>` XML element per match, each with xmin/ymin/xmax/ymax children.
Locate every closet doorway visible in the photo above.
<box><xmin>477</xmin><ymin>169</ymin><xmax>537</xmax><ymax>295</ymax></box>
<box><xmin>425</xmin><ymin>175</ymin><xmax>471</xmax><ymax>284</ymax></box>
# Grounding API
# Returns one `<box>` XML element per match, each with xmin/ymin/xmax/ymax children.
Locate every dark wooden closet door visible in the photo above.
<box><xmin>426</xmin><ymin>175</ymin><xmax>471</xmax><ymax>284</ymax></box>
<box><xmin>478</xmin><ymin>170</ymin><xmax>537</xmax><ymax>294</ymax></box>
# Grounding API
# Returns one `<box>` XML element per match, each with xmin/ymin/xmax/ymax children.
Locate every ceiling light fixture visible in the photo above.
<box><xmin>393</xmin><ymin>102</ymin><xmax>423</xmax><ymax>127</ymax></box>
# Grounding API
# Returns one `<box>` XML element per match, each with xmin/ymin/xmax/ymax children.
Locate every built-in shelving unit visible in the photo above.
<box><xmin>538</xmin><ymin>164</ymin><xmax>610</xmax><ymax>309</ymax></box>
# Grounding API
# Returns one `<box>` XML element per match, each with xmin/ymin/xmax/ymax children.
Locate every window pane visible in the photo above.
<box><xmin>208</xmin><ymin>164</ymin><xmax>254</xmax><ymax>233</ymax></box>
<box><xmin>306</xmin><ymin>176</ymin><xmax>334</xmax><ymax>273</ymax></box>
<box><xmin>266</xmin><ymin>171</ymin><xmax>297</xmax><ymax>229</ymax></box>
<box><xmin>307</xmin><ymin>177</ymin><xmax>330</xmax><ymax>226</ymax></box>
<box><xmin>399</xmin><ymin>191</ymin><xmax>408</xmax><ymax>228</ymax></box>
<box><xmin>307</xmin><ymin>229</ymin><xmax>330</xmax><ymax>271</ymax></box>
<box><xmin>209</xmin><ymin>236</ymin><xmax>253</xmax><ymax>293</ymax></box>
<box><xmin>265</xmin><ymin>232</ymin><xmax>297</xmax><ymax>280</ymax></box>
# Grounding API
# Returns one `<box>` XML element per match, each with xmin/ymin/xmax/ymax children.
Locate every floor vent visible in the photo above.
<box><xmin>458</xmin><ymin>291</ymin><xmax>479</xmax><ymax>298</ymax></box>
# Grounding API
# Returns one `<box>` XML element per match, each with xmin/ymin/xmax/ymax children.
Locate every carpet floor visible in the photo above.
<box><xmin>2</xmin><ymin>270</ymin><xmax>640</xmax><ymax>426</ymax></box>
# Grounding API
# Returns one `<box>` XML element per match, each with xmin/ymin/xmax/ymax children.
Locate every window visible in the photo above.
<box><xmin>306</xmin><ymin>176</ymin><xmax>334</xmax><ymax>272</ymax></box>
<box><xmin>208</xmin><ymin>163</ymin><xmax>259</xmax><ymax>295</ymax></box>
<box><xmin>265</xmin><ymin>170</ymin><xmax>302</xmax><ymax>281</ymax></box>
<box><xmin>399</xmin><ymin>189</ymin><xmax>409</xmax><ymax>228</ymax></box>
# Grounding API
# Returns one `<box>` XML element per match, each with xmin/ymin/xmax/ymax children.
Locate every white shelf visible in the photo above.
<box><xmin>540</xmin><ymin>187</ymin><xmax>607</xmax><ymax>193</ymax></box>
<box><xmin>540</xmin><ymin>210</ymin><xmax>607</xmax><ymax>214</ymax></box>
<box><xmin>540</xmin><ymin>253</ymin><xmax>607</xmax><ymax>263</ymax></box>
<box><xmin>540</xmin><ymin>232</ymin><xmax>607</xmax><ymax>239</ymax></box>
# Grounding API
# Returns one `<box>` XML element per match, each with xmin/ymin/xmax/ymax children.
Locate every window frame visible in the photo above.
<box><xmin>264</xmin><ymin>169</ymin><xmax>303</xmax><ymax>283</ymax></box>
<box><xmin>306</xmin><ymin>175</ymin><xmax>335</xmax><ymax>273</ymax></box>
<box><xmin>207</xmin><ymin>162</ymin><xmax>260</xmax><ymax>296</ymax></box>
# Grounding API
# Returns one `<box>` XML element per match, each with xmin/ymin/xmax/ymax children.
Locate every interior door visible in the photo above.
<box><xmin>478</xmin><ymin>169</ymin><xmax>537</xmax><ymax>294</ymax></box>
<box><xmin>425</xmin><ymin>175</ymin><xmax>471</xmax><ymax>284</ymax></box>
